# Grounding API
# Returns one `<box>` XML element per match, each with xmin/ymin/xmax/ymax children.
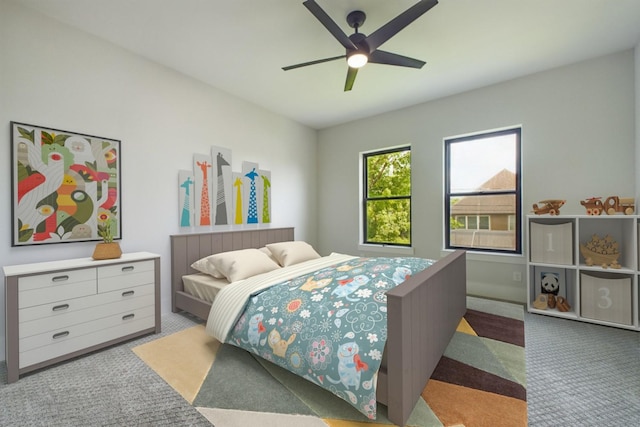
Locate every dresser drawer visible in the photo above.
<box><xmin>19</xmin><ymin>284</ymin><xmax>155</xmax><ymax>338</ymax></box>
<box><xmin>19</xmin><ymin>305</ymin><xmax>155</xmax><ymax>361</ymax></box>
<box><xmin>98</xmin><ymin>260</ymin><xmax>155</xmax><ymax>293</ymax></box>
<box><xmin>19</xmin><ymin>307</ymin><xmax>156</xmax><ymax>368</ymax></box>
<box><xmin>18</xmin><ymin>268</ymin><xmax>96</xmax><ymax>291</ymax></box>
<box><xmin>19</xmin><ymin>283</ymin><xmax>155</xmax><ymax>323</ymax></box>
<box><xmin>19</xmin><ymin>281</ymin><xmax>97</xmax><ymax>309</ymax></box>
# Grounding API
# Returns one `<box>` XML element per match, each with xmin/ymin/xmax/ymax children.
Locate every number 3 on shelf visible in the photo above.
<box><xmin>597</xmin><ymin>286</ymin><xmax>612</xmax><ymax>309</ymax></box>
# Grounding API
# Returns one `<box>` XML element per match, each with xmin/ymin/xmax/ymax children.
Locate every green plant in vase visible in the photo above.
<box><xmin>97</xmin><ymin>218</ymin><xmax>115</xmax><ymax>243</ymax></box>
<box><xmin>93</xmin><ymin>217</ymin><xmax>121</xmax><ymax>260</ymax></box>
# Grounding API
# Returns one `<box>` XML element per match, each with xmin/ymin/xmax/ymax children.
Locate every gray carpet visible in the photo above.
<box><xmin>0</xmin><ymin>312</ymin><xmax>210</xmax><ymax>427</ymax></box>
<box><xmin>525</xmin><ymin>311</ymin><xmax>640</xmax><ymax>426</ymax></box>
<box><xmin>1</xmin><ymin>305</ymin><xmax>638</xmax><ymax>426</ymax></box>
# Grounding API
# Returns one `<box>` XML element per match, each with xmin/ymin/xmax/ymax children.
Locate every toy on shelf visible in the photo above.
<box><xmin>580</xmin><ymin>196</ymin><xmax>634</xmax><ymax>215</ymax></box>
<box><xmin>580</xmin><ymin>197</ymin><xmax>604</xmax><ymax>215</ymax></box>
<box><xmin>603</xmin><ymin>196</ymin><xmax>634</xmax><ymax>215</ymax></box>
<box><xmin>579</xmin><ymin>234</ymin><xmax>621</xmax><ymax>268</ymax></box>
<box><xmin>532</xmin><ymin>199</ymin><xmax>565</xmax><ymax>215</ymax></box>
<box><xmin>532</xmin><ymin>294</ymin><xmax>571</xmax><ymax>312</ymax></box>
<box><xmin>556</xmin><ymin>296</ymin><xmax>571</xmax><ymax>312</ymax></box>
<box><xmin>532</xmin><ymin>294</ymin><xmax>548</xmax><ymax>310</ymax></box>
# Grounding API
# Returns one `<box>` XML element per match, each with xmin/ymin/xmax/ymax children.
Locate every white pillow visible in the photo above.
<box><xmin>259</xmin><ymin>246</ymin><xmax>278</xmax><ymax>263</ymax></box>
<box><xmin>266</xmin><ymin>241</ymin><xmax>321</xmax><ymax>267</ymax></box>
<box><xmin>210</xmin><ymin>248</ymin><xmax>281</xmax><ymax>282</ymax></box>
<box><xmin>190</xmin><ymin>255</ymin><xmax>225</xmax><ymax>279</ymax></box>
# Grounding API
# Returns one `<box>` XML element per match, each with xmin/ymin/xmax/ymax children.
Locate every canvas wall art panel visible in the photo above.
<box><xmin>11</xmin><ymin>122</ymin><xmax>121</xmax><ymax>246</ymax></box>
<box><xmin>211</xmin><ymin>146</ymin><xmax>232</xmax><ymax>226</ymax></box>
<box><xmin>232</xmin><ymin>171</ymin><xmax>244</xmax><ymax>225</ymax></box>
<box><xmin>242</xmin><ymin>161</ymin><xmax>260</xmax><ymax>224</ymax></box>
<box><xmin>259</xmin><ymin>169</ymin><xmax>271</xmax><ymax>224</ymax></box>
<box><xmin>193</xmin><ymin>153</ymin><xmax>213</xmax><ymax>226</ymax></box>
<box><xmin>178</xmin><ymin>170</ymin><xmax>194</xmax><ymax>228</ymax></box>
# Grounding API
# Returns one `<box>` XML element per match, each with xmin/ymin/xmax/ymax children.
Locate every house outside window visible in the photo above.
<box><xmin>445</xmin><ymin>128</ymin><xmax>522</xmax><ymax>254</ymax></box>
<box><xmin>362</xmin><ymin>146</ymin><xmax>411</xmax><ymax>246</ymax></box>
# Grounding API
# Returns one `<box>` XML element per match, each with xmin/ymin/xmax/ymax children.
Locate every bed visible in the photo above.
<box><xmin>171</xmin><ymin>227</ymin><xmax>466</xmax><ymax>426</ymax></box>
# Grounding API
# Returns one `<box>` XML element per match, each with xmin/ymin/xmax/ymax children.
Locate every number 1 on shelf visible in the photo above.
<box><xmin>546</xmin><ymin>232</ymin><xmax>555</xmax><ymax>252</ymax></box>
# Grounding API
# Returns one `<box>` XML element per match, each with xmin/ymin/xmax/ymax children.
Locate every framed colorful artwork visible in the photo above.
<box><xmin>11</xmin><ymin>122</ymin><xmax>121</xmax><ymax>246</ymax></box>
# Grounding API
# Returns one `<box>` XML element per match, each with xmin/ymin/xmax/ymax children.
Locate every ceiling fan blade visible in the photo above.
<box><xmin>282</xmin><ymin>55</ymin><xmax>346</xmax><ymax>71</ymax></box>
<box><xmin>368</xmin><ymin>50</ymin><xmax>426</xmax><ymax>68</ymax></box>
<box><xmin>303</xmin><ymin>0</ymin><xmax>357</xmax><ymax>50</ymax></box>
<box><xmin>344</xmin><ymin>67</ymin><xmax>358</xmax><ymax>91</ymax></box>
<box><xmin>365</xmin><ymin>0</ymin><xmax>438</xmax><ymax>52</ymax></box>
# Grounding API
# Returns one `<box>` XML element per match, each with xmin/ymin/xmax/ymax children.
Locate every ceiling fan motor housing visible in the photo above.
<box><xmin>346</xmin><ymin>10</ymin><xmax>366</xmax><ymax>29</ymax></box>
<box><xmin>348</xmin><ymin>32</ymin><xmax>369</xmax><ymax>53</ymax></box>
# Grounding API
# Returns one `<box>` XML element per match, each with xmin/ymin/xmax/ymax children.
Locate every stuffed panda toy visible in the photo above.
<box><xmin>540</xmin><ymin>272</ymin><xmax>560</xmax><ymax>295</ymax></box>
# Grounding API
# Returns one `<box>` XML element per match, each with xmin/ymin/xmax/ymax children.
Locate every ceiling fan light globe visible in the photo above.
<box><xmin>347</xmin><ymin>52</ymin><xmax>368</xmax><ymax>68</ymax></box>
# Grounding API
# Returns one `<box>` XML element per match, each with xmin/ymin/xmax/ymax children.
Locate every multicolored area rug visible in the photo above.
<box><xmin>133</xmin><ymin>297</ymin><xmax>527</xmax><ymax>426</ymax></box>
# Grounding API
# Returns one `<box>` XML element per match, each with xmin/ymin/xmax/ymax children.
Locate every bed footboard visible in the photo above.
<box><xmin>381</xmin><ymin>250</ymin><xmax>467</xmax><ymax>426</ymax></box>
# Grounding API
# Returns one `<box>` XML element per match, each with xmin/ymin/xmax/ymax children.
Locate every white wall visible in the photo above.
<box><xmin>317</xmin><ymin>50</ymin><xmax>636</xmax><ymax>303</ymax></box>
<box><xmin>0</xmin><ymin>1</ymin><xmax>317</xmax><ymax>360</ymax></box>
<box><xmin>636</xmin><ymin>41</ymin><xmax>640</xmax><ymax>203</ymax></box>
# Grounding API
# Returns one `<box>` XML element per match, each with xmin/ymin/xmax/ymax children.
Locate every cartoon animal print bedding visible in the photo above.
<box><xmin>224</xmin><ymin>256</ymin><xmax>435</xmax><ymax>420</ymax></box>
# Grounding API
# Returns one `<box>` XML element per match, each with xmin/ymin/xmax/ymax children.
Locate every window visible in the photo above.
<box><xmin>445</xmin><ymin>128</ymin><xmax>521</xmax><ymax>254</ymax></box>
<box><xmin>455</xmin><ymin>215</ymin><xmax>490</xmax><ymax>230</ymax></box>
<box><xmin>362</xmin><ymin>146</ymin><xmax>411</xmax><ymax>246</ymax></box>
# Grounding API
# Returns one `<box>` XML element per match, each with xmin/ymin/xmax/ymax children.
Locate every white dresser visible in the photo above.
<box><xmin>4</xmin><ymin>252</ymin><xmax>161</xmax><ymax>383</ymax></box>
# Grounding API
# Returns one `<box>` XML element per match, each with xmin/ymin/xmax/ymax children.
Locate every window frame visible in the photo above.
<box><xmin>361</xmin><ymin>145</ymin><xmax>412</xmax><ymax>248</ymax></box>
<box><xmin>444</xmin><ymin>127</ymin><xmax>522</xmax><ymax>255</ymax></box>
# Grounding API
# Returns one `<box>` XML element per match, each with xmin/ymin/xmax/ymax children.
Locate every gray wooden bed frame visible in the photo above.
<box><xmin>171</xmin><ymin>227</ymin><xmax>466</xmax><ymax>426</ymax></box>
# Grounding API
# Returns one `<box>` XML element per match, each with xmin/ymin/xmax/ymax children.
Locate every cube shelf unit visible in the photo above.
<box><xmin>527</xmin><ymin>214</ymin><xmax>639</xmax><ymax>331</ymax></box>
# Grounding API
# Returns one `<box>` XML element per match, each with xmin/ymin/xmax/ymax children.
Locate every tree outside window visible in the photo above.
<box><xmin>363</xmin><ymin>147</ymin><xmax>411</xmax><ymax>246</ymax></box>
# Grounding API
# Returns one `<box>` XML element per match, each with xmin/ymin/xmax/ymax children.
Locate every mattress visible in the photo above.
<box><xmin>181</xmin><ymin>273</ymin><xmax>231</xmax><ymax>303</ymax></box>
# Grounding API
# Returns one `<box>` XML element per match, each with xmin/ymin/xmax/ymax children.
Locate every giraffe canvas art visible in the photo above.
<box><xmin>259</xmin><ymin>169</ymin><xmax>271</xmax><ymax>223</ymax></box>
<box><xmin>242</xmin><ymin>161</ymin><xmax>260</xmax><ymax>224</ymax></box>
<box><xmin>178</xmin><ymin>170</ymin><xmax>194</xmax><ymax>228</ymax></box>
<box><xmin>180</xmin><ymin>149</ymin><xmax>271</xmax><ymax>228</ymax></box>
<box><xmin>193</xmin><ymin>154</ymin><xmax>213</xmax><ymax>226</ymax></box>
<box><xmin>232</xmin><ymin>172</ymin><xmax>244</xmax><ymax>225</ymax></box>
<box><xmin>211</xmin><ymin>146</ymin><xmax>232</xmax><ymax>226</ymax></box>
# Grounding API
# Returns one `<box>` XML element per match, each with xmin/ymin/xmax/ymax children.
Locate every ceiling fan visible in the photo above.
<box><xmin>282</xmin><ymin>0</ymin><xmax>438</xmax><ymax>91</ymax></box>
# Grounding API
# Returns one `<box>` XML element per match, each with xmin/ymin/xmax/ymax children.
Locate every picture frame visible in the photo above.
<box><xmin>534</xmin><ymin>266</ymin><xmax>566</xmax><ymax>299</ymax></box>
<box><xmin>11</xmin><ymin>122</ymin><xmax>121</xmax><ymax>246</ymax></box>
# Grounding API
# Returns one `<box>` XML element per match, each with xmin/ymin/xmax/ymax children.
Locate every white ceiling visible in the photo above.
<box><xmin>14</xmin><ymin>0</ymin><xmax>640</xmax><ymax>129</ymax></box>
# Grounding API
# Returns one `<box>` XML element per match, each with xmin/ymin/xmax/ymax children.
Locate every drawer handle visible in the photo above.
<box><xmin>121</xmin><ymin>266</ymin><xmax>135</xmax><ymax>272</ymax></box>
<box><xmin>51</xmin><ymin>275</ymin><xmax>69</xmax><ymax>282</ymax></box>
<box><xmin>122</xmin><ymin>290</ymin><xmax>135</xmax><ymax>297</ymax></box>
<box><xmin>53</xmin><ymin>331</ymin><xmax>70</xmax><ymax>339</ymax></box>
<box><xmin>122</xmin><ymin>313</ymin><xmax>135</xmax><ymax>321</ymax></box>
<box><xmin>52</xmin><ymin>304</ymin><xmax>70</xmax><ymax>312</ymax></box>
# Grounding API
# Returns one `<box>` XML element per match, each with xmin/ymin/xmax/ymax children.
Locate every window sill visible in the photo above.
<box><xmin>358</xmin><ymin>244</ymin><xmax>414</xmax><ymax>256</ymax></box>
<box><xmin>441</xmin><ymin>248</ymin><xmax>525</xmax><ymax>264</ymax></box>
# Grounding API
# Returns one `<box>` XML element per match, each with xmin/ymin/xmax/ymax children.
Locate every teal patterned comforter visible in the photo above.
<box><xmin>225</xmin><ymin>256</ymin><xmax>435</xmax><ymax>420</ymax></box>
